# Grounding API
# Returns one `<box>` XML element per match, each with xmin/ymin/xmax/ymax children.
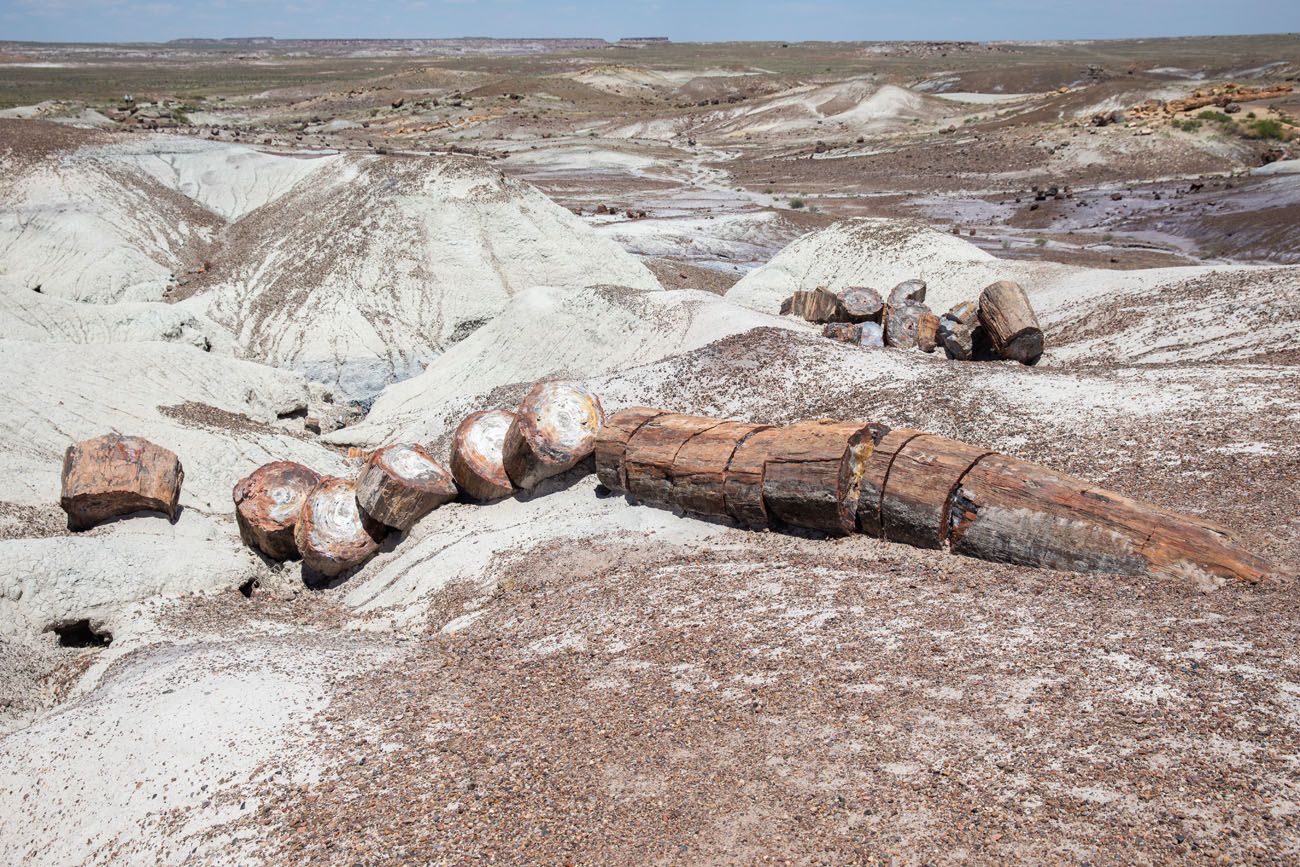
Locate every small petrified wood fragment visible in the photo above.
<box><xmin>822</xmin><ymin>322</ymin><xmax>862</xmax><ymax>343</ymax></box>
<box><xmin>978</xmin><ymin>280</ymin><xmax>1043</xmax><ymax>364</ymax></box>
<box><xmin>450</xmin><ymin>410</ymin><xmax>517</xmax><ymax>502</ymax></box>
<box><xmin>594</xmin><ymin>407</ymin><xmax>663</xmax><ymax>491</ymax></box>
<box><xmin>940</xmin><ymin>320</ymin><xmax>975</xmax><ymax>360</ymax></box>
<box><xmin>887</xmin><ymin>279</ymin><xmax>926</xmax><ymax>308</ymax></box>
<box><xmin>356</xmin><ymin>443</ymin><xmax>457</xmax><ymax>531</ymax></box>
<box><xmin>946</xmin><ymin>300</ymin><xmax>978</xmax><ymax>325</ymax></box>
<box><xmin>760</xmin><ymin>420</ymin><xmax>881</xmax><ymax>535</ymax></box>
<box><xmin>837</xmin><ymin>286</ymin><xmax>884</xmax><ymax>322</ymax></box>
<box><xmin>878</xmin><ymin>434</ymin><xmax>994</xmax><ymax>549</ymax></box>
<box><xmin>233</xmin><ymin>461</ymin><xmax>321</xmax><ymax>560</ymax></box>
<box><xmin>60</xmin><ymin>434</ymin><xmax>184</xmax><ymax>531</ymax></box>
<box><xmin>503</xmin><ymin>381</ymin><xmax>606</xmax><ymax>490</ymax></box>
<box><xmin>294</xmin><ymin>476</ymin><xmax>387</xmax><ymax>577</ymax></box>
<box><xmin>916</xmin><ymin>311</ymin><xmax>941</xmax><ymax>353</ymax></box>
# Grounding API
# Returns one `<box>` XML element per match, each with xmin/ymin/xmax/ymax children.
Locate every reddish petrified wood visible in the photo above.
<box><xmin>503</xmin><ymin>381</ymin><xmax>606</xmax><ymax>490</ymax></box>
<box><xmin>822</xmin><ymin>322</ymin><xmax>862</xmax><ymax>343</ymax></box>
<box><xmin>978</xmin><ymin>280</ymin><xmax>1043</xmax><ymax>364</ymax></box>
<box><xmin>722</xmin><ymin>426</ymin><xmax>788</xmax><ymax>529</ymax></box>
<box><xmin>356</xmin><ymin>443</ymin><xmax>457</xmax><ymax>531</ymax></box>
<box><xmin>671</xmin><ymin>420</ymin><xmax>771</xmax><ymax>516</ymax></box>
<box><xmin>450</xmin><ymin>409</ymin><xmax>517</xmax><ymax>502</ymax></box>
<box><xmin>232</xmin><ymin>461</ymin><xmax>321</xmax><ymax>560</ymax></box>
<box><xmin>594</xmin><ymin>407</ymin><xmax>665</xmax><ymax>491</ymax></box>
<box><xmin>760</xmin><ymin>420</ymin><xmax>881</xmax><ymax>535</ymax></box>
<box><xmin>878</xmin><ymin>434</ymin><xmax>994</xmax><ymax>549</ymax></box>
<box><xmin>785</xmin><ymin>288</ymin><xmax>848</xmax><ymax>323</ymax></box>
<box><xmin>855</xmin><ymin>427</ymin><xmax>922</xmax><ymax>537</ymax></box>
<box><xmin>623</xmin><ymin>414</ymin><xmax>724</xmax><ymax>505</ymax></box>
<box><xmin>916</xmin><ymin>312</ymin><xmax>941</xmax><ymax>353</ymax></box>
<box><xmin>947</xmin><ymin>454</ymin><xmax>1270</xmax><ymax>583</ymax></box>
<box><xmin>294</xmin><ymin>476</ymin><xmax>387</xmax><ymax>578</ymax></box>
<box><xmin>60</xmin><ymin>434</ymin><xmax>184</xmax><ymax>531</ymax></box>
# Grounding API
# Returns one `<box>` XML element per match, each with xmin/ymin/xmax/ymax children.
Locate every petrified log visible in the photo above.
<box><xmin>916</xmin><ymin>312</ymin><xmax>941</xmax><ymax>353</ymax></box>
<box><xmin>888</xmin><ymin>279</ymin><xmax>926</xmax><ymax>308</ymax></box>
<box><xmin>671</xmin><ymin>421</ymin><xmax>771</xmax><ymax>516</ymax></box>
<box><xmin>947</xmin><ymin>454</ymin><xmax>1270</xmax><ymax>583</ymax></box>
<box><xmin>356</xmin><ymin>443</ymin><xmax>457</xmax><ymax>531</ymax></box>
<box><xmin>761</xmin><ymin>420</ymin><xmax>881</xmax><ymax>534</ymax></box>
<box><xmin>503</xmin><ymin>381</ymin><xmax>606</xmax><ymax>489</ymax></box>
<box><xmin>787</xmin><ymin>288</ymin><xmax>847</xmax><ymax>323</ymax></box>
<box><xmin>594</xmin><ymin>406</ymin><xmax>663</xmax><ymax>491</ymax></box>
<box><xmin>60</xmin><ymin>434</ymin><xmax>184</xmax><ymax>531</ymax></box>
<box><xmin>837</xmin><ymin>286</ymin><xmax>884</xmax><ymax>322</ymax></box>
<box><xmin>294</xmin><ymin>476</ymin><xmax>387</xmax><ymax>577</ymax></box>
<box><xmin>232</xmin><ymin>461</ymin><xmax>321</xmax><ymax>560</ymax></box>
<box><xmin>721</xmin><ymin>426</ymin><xmax>789</xmax><ymax>528</ymax></box>
<box><xmin>877</xmin><ymin>434</ymin><xmax>994</xmax><ymax>549</ymax></box>
<box><xmin>885</xmin><ymin>304</ymin><xmax>923</xmax><ymax>349</ymax></box>
<box><xmin>450</xmin><ymin>409</ymin><xmax>517</xmax><ymax>501</ymax></box>
<box><xmin>624</xmin><ymin>414</ymin><xmax>724</xmax><ymax>505</ymax></box>
<box><xmin>978</xmin><ymin>280</ymin><xmax>1043</xmax><ymax>364</ymax></box>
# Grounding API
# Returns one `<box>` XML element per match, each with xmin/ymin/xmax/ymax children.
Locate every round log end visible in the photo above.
<box><xmin>294</xmin><ymin>476</ymin><xmax>387</xmax><ymax>578</ymax></box>
<box><xmin>451</xmin><ymin>409</ymin><xmax>517</xmax><ymax>501</ymax></box>
<box><xmin>233</xmin><ymin>460</ymin><xmax>322</xmax><ymax>560</ymax></box>
<box><xmin>356</xmin><ymin>443</ymin><xmax>457</xmax><ymax>531</ymax></box>
<box><xmin>503</xmin><ymin>381</ymin><xmax>606</xmax><ymax>489</ymax></box>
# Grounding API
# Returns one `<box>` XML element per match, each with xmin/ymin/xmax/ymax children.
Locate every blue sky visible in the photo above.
<box><xmin>2</xmin><ymin>0</ymin><xmax>1298</xmax><ymax>44</ymax></box>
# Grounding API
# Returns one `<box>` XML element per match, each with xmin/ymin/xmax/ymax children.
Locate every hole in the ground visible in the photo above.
<box><xmin>239</xmin><ymin>577</ymin><xmax>259</xmax><ymax>598</ymax></box>
<box><xmin>48</xmin><ymin>619</ymin><xmax>112</xmax><ymax>648</ymax></box>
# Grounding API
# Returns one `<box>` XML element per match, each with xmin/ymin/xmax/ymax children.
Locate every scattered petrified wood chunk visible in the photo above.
<box><xmin>822</xmin><ymin>322</ymin><xmax>862</xmax><ymax>342</ymax></box>
<box><xmin>60</xmin><ymin>434</ymin><xmax>184</xmax><ymax>531</ymax></box>
<box><xmin>885</xmin><ymin>304</ymin><xmax>924</xmax><ymax>349</ymax></box>
<box><xmin>978</xmin><ymin>280</ymin><xmax>1043</xmax><ymax>364</ymax></box>
<box><xmin>878</xmin><ymin>435</ymin><xmax>994</xmax><ymax>549</ymax></box>
<box><xmin>948</xmin><ymin>454</ymin><xmax>1270</xmax><ymax>583</ymax></box>
<box><xmin>857</xmin><ymin>321</ymin><xmax>884</xmax><ymax>347</ymax></box>
<box><xmin>623</xmin><ymin>414</ymin><xmax>723</xmax><ymax>505</ymax></box>
<box><xmin>294</xmin><ymin>476</ymin><xmax>387</xmax><ymax>577</ymax></box>
<box><xmin>837</xmin><ymin>286</ymin><xmax>884</xmax><ymax>322</ymax></box>
<box><xmin>856</xmin><ymin>426</ymin><xmax>921</xmax><ymax>536</ymax></box>
<box><xmin>946</xmin><ymin>301</ymin><xmax>978</xmax><ymax>325</ymax></box>
<box><xmin>451</xmin><ymin>409</ymin><xmax>517</xmax><ymax>501</ymax></box>
<box><xmin>761</xmin><ymin>420</ymin><xmax>881</xmax><ymax>534</ymax></box>
<box><xmin>786</xmin><ymin>287</ymin><xmax>847</xmax><ymax>323</ymax></box>
<box><xmin>670</xmin><ymin>421</ymin><xmax>770</xmax><ymax>516</ymax></box>
<box><xmin>356</xmin><ymin>443</ymin><xmax>457</xmax><ymax>531</ymax></box>
<box><xmin>940</xmin><ymin>320</ymin><xmax>975</xmax><ymax>360</ymax></box>
<box><xmin>888</xmin><ymin>279</ymin><xmax>926</xmax><ymax>308</ymax></box>
<box><xmin>916</xmin><ymin>311</ymin><xmax>941</xmax><ymax>353</ymax></box>
<box><xmin>503</xmin><ymin>381</ymin><xmax>606</xmax><ymax>489</ymax></box>
<box><xmin>232</xmin><ymin>461</ymin><xmax>321</xmax><ymax>560</ymax></box>
<box><xmin>594</xmin><ymin>406</ymin><xmax>663</xmax><ymax>491</ymax></box>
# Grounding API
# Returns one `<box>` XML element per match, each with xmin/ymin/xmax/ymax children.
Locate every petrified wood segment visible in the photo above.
<box><xmin>60</xmin><ymin>434</ymin><xmax>184</xmax><ymax>531</ymax></box>
<box><xmin>761</xmin><ymin>420</ymin><xmax>880</xmax><ymax>535</ymax></box>
<box><xmin>294</xmin><ymin>476</ymin><xmax>387</xmax><ymax>578</ymax></box>
<box><xmin>856</xmin><ymin>427</ymin><xmax>922</xmax><ymax>537</ymax></box>
<box><xmin>356</xmin><ymin>443</ymin><xmax>457</xmax><ymax>531</ymax></box>
<box><xmin>885</xmin><ymin>304</ymin><xmax>923</xmax><ymax>349</ymax></box>
<box><xmin>948</xmin><ymin>454</ymin><xmax>1270</xmax><ymax>583</ymax></box>
<box><xmin>594</xmin><ymin>407</ymin><xmax>664</xmax><ymax>491</ymax></box>
<box><xmin>623</xmin><ymin>414</ymin><xmax>723</xmax><ymax>506</ymax></box>
<box><xmin>916</xmin><ymin>312</ymin><xmax>941</xmax><ymax>353</ymax></box>
<box><xmin>233</xmin><ymin>461</ymin><xmax>321</xmax><ymax>560</ymax></box>
<box><xmin>722</xmin><ymin>426</ymin><xmax>788</xmax><ymax>529</ymax></box>
<box><xmin>503</xmin><ymin>381</ymin><xmax>606</xmax><ymax>490</ymax></box>
<box><xmin>837</xmin><ymin>286</ymin><xmax>884</xmax><ymax>322</ymax></box>
<box><xmin>450</xmin><ymin>409</ymin><xmax>517</xmax><ymax>502</ymax></box>
<box><xmin>978</xmin><ymin>280</ymin><xmax>1043</xmax><ymax>364</ymax></box>
<box><xmin>878</xmin><ymin>435</ymin><xmax>993</xmax><ymax>549</ymax></box>
<box><xmin>888</xmin><ymin>279</ymin><xmax>926</xmax><ymax>308</ymax></box>
<box><xmin>786</xmin><ymin>288</ymin><xmax>847</xmax><ymax>323</ymax></box>
<box><xmin>670</xmin><ymin>420</ymin><xmax>770</xmax><ymax>516</ymax></box>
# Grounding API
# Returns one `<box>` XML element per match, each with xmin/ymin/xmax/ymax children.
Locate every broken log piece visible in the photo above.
<box><xmin>822</xmin><ymin>322</ymin><xmax>862</xmax><ymax>343</ymax></box>
<box><xmin>888</xmin><ymin>279</ymin><xmax>926</xmax><ymax>308</ymax></box>
<box><xmin>885</xmin><ymin>304</ymin><xmax>924</xmax><ymax>349</ymax></box>
<box><xmin>917</xmin><ymin>312</ymin><xmax>941</xmax><ymax>353</ymax></box>
<box><xmin>594</xmin><ymin>407</ymin><xmax>663</xmax><ymax>492</ymax></box>
<box><xmin>940</xmin><ymin>321</ymin><xmax>976</xmax><ymax>360</ymax></box>
<box><xmin>856</xmin><ymin>427</ymin><xmax>923</xmax><ymax>536</ymax></box>
<box><xmin>722</xmin><ymin>427</ymin><xmax>789</xmax><ymax>528</ymax></box>
<box><xmin>294</xmin><ymin>476</ymin><xmax>387</xmax><ymax>578</ymax></box>
<box><xmin>356</xmin><ymin>443</ymin><xmax>457</xmax><ymax>531</ymax></box>
<box><xmin>623</xmin><ymin>414</ymin><xmax>724</xmax><ymax>506</ymax></box>
<box><xmin>232</xmin><ymin>461</ymin><xmax>322</xmax><ymax>560</ymax></box>
<box><xmin>947</xmin><ymin>454</ymin><xmax>1270</xmax><ymax>584</ymax></box>
<box><xmin>670</xmin><ymin>420</ymin><xmax>771</xmax><ymax>516</ymax></box>
<box><xmin>857</xmin><ymin>321</ymin><xmax>884</xmax><ymax>347</ymax></box>
<box><xmin>503</xmin><ymin>381</ymin><xmax>606</xmax><ymax>489</ymax></box>
<box><xmin>761</xmin><ymin>420</ymin><xmax>882</xmax><ymax>534</ymax></box>
<box><xmin>837</xmin><ymin>286</ymin><xmax>884</xmax><ymax>322</ymax></box>
<box><xmin>450</xmin><ymin>410</ymin><xmax>517</xmax><ymax>501</ymax></box>
<box><xmin>946</xmin><ymin>300</ymin><xmax>978</xmax><ymax>325</ymax></box>
<box><xmin>787</xmin><ymin>288</ymin><xmax>847</xmax><ymax>323</ymax></box>
<box><xmin>978</xmin><ymin>280</ymin><xmax>1043</xmax><ymax>364</ymax></box>
<box><xmin>878</xmin><ymin>435</ymin><xmax>994</xmax><ymax>549</ymax></box>
<box><xmin>60</xmin><ymin>434</ymin><xmax>184</xmax><ymax>531</ymax></box>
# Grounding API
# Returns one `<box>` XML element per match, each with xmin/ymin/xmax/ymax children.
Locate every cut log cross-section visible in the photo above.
<box><xmin>594</xmin><ymin>407</ymin><xmax>664</xmax><ymax>492</ymax></box>
<box><xmin>761</xmin><ymin>420</ymin><xmax>881</xmax><ymax>535</ymax></box>
<box><xmin>947</xmin><ymin>454</ymin><xmax>1270</xmax><ymax>584</ymax></box>
<box><xmin>450</xmin><ymin>409</ymin><xmax>517</xmax><ymax>502</ymax></box>
<box><xmin>623</xmin><ymin>414</ymin><xmax>724</xmax><ymax>506</ymax></box>
<box><xmin>356</xmin><ymin>443</ymin><xmax>457</xmax><ymax>531</ymax></box>
<box><xmin>877</xmin><ymin>434</ymin><xmax>994</xmax><ymax>549</ymax></box>
<box><xmin>503</xmin><ymin>381</ymin><xmax>606</xmax><ymax>490</ymax></box>
<box><xmin>233</xmin><ymin>461</ymin><xmax>322</xmax><ymax>560</ymax></box>
<box><xmin>978</xmin><ymin>280</ymin><xmax>1043</xmax><ymax>364</ymax></box>
<box><xmin>838</xmin><ymin>286</ymin><xmax>884</xmax><ymax>323</ymax></box>
<box><xmin>60</xmin><ymin>434</ymin><xmax>184</xmax><ymax>531</ymax></box>
<box><xmin>671</xmin><ymin>421</ymin><xmax>771</xmax><ymax>516</ymax></box>
<box><xmin>294</xmin><ymin>476</ymin><xmax>387</xmax><ymax>578</ymax></box>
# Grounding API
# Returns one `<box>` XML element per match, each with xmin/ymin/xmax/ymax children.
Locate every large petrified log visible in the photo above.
<box><xmin>594</xmin><ymin>406</ymin><xmax>663</xmax><ymax>491</ymax></box>
<box><xmin>60</xmin><ymin>434</ymin><xmax>184</xmax><ymax>531</ymax></box>
<box><xmin>884</xmin><ymin>304</ymin><xmax>924</xmax><ymax>349</ymax></box>
<box><xmin>233</xmin><ymin>461</ymin><xmax>321</xmax><ymax>560</ymax></box>
<box><xmin>671</xmin><ymin>421</ymin><xmax>770</xmax><ymax>516</ymax></box>
<box><xmin>978</xmin><ymin>280</ymin><xmax>1043</xmax><ymax>364</ymax></box>
<box><xmin>856</xmin><ymin>427</ymin><xmax>923</xmax><ymax>537</ymax></box>
<box><xmin>294</xmin><ymin>476</ymin><xmax>387</xmax><ymax>577</ymax></box>
<box><xmin>356</xmin><ymin>443</ymin><xmax>457</xmax><ymax>531</ymax></box>
<box><xmin>877</xmin><ymin>434</ymin><xmax>994</xmax><ymax>549</ymax></box>
<box><xmin>450</xmin><ymin>409</ymin><xmax>517</xmax><ymax>502</ymax></box>
<box><xmin>623</xmin><ymin>414</ymin><xmax>725</xmax><ymax>505</ymax></box>
<box><xmin>503</xmin><ymin>381</ymin><xmax>606</xmax><ymax>489</ymax></box>
<box><xmin>888</xmin><ymin>279</ymin><xmax>926</xmax><ymax>308</ymax></box>
<box><xmin>947</xmin><ymin>454</ymin><xmax>1270</xmax><ymax>583</ymax></box>
<box><xmin>760</xmin><ymin>420</ymin><xmax>880</xmax><ymax>534</ymax></box>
